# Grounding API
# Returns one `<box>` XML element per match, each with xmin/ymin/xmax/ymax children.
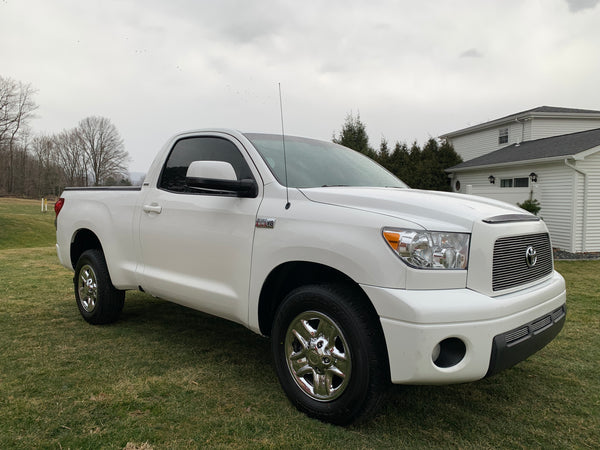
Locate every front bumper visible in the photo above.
<box><xmin>486</xmin><ymin>304</ymin><xmax>565</xmax><ymax>377</ymax></box>
<box><xmin>361</xmin><ymin>270</ymin><xmax>566</xmax><ymax>384</ymax></box>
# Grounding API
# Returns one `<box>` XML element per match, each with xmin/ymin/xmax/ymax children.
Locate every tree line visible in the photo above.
<box><xmin>333</xmin><ymin>113</ymin><xmax>462</xmax><ymax>191</ymax></box>
<box><xmin>0</xmin><ymin>75</ymin><xmax>130</xmax><ymax>198</ymax></box>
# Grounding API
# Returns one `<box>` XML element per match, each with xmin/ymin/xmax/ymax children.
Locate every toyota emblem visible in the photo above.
<box><xmin>525</xmin><ymin>246</ymin><xmax>537</xmax><ymax>268</ymax></box>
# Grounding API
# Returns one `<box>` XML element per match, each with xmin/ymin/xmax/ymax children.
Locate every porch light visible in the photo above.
<box><xmin>529</xmin><ymin>172</ymin><xmax>538</xmax><ymax>183</ymax></box>
<box><xmin>488</xmin><ymin>175</ymin><xmax>495</xmax><ymax>184</ymax></box>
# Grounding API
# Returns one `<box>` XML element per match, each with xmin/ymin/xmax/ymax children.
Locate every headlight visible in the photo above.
<box><xmin>382</xmin><ymin>228</ymin><xmax>470</xmax><ymax>269</ymax></box>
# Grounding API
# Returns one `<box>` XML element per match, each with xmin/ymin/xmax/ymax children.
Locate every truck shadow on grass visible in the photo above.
<box><xmin>112</xmin><ymin>290</ymin><xmax>562</xmax><ymax>442</ymax></box>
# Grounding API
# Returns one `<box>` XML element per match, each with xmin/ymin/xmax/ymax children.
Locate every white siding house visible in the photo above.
<box><xmin>442</xmin><ymin>106</ymin><xmax>600</xmax><ymax>162</ymax></box>
<box><xmin>442</xmin><ymin>107</ymin><xmax>600</xmax><ymax>253</ymax></box>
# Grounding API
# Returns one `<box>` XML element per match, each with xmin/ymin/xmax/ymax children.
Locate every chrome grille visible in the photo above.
<box><xmin>502</xmin><ymin>305</ymin><xmax>566</xmax><ymax>348</ymax></box>
<box><xmin>505</xmin><ymin>327</ymin><xmax>529</xmax><ymax>344</ymax></box>
<box><xmin>531</xmin><ymin>315</ymin><xmax>552</xmax><ymax>333</ymax></box>
<box><xmin>492</xmin><ymin>233</ymin><xmax>553</xmax><ymax>291</ymax></box>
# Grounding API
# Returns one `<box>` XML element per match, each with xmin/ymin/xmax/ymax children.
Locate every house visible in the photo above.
<box><xmin>442</xmin><ymin>106</ymin><xmax>600</xmax><ymax>253</ymax></box>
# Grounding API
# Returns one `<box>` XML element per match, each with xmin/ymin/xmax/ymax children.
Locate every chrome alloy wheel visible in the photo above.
<box><xmin>78</xmin><ymin>264</ymin><xmax>98</xmax><ymax>313</ymax></box>
<box><xmin>284</xmin><ymin>311</ymin><xmax>352</xmax><ymax>401</ymax></box>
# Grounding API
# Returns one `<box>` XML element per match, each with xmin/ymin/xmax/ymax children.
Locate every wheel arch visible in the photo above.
<box><xmin>257</xmin><ymin>261</ymin><xmax>383</xmax><ymax>339</ymax></box>
<box><xmin>70</xmin><ymin>228</ymin><xmax>104</xmax><ymax>268</ymax></box>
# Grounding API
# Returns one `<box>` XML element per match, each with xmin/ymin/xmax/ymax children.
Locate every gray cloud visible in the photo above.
<box><xmin>459</xmin><ymin>48</ymin><xmax>484</xmax><ymax>58</ymax></box>
<box><xmin>565</xmin><ymin>0</ymin><xmax>600</xmax><ymax>12</ymax></box>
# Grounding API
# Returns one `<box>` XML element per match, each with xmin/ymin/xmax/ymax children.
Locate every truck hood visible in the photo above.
<box><xmin>299</xmin><ymin>187</ymin><xmax>528</xmax><ymax>232</ymax></box>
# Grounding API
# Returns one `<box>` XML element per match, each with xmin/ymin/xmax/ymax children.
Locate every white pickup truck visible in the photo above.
<box><xmin>55</xmin><ymin>129</ymin><xmax>566</xmax><ymax>424</ymax></box>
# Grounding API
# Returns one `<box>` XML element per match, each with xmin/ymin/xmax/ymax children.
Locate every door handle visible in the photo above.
<box><xmin>142</xmin><ymin>204</ymin><xmax>162</xmax><ymax>214</ymax></box>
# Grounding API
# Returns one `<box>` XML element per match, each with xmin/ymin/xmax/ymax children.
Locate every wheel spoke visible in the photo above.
<box><xmin>294</xmin><ymin>363</ymin><xmax>313</xmax><ymax>378</ymax></box>
<box><xmin>331</xmin><ymin>344</ymin><xmax>347</xmax><ymax>362</ymax></box>
<box><xmin>327</xmin><ymin>364</ymin><xmax>347</xmax><ymax>380</ymax></box>
<box><xmin>313</xmin><ymin>373</ymin><xmax>331</xmax><ymax>397</ymax></box>
<box><xmin>300</xmin><ymin>317</ymin><xmax>318</xmax><ymax>336</ymax></box>
<box><xmin>291</xmin><ymin>327</ymin><xmax>310</xmax><ymax>351</ymax></box>
<box><xmin>316</xmin><ymin>319</ymin><xmax>337</xmax><ymax>345</ymax></box>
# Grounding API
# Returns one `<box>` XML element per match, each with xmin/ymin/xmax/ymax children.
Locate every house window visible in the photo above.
<box><xmin>498</xmin><ymin>128</ymin><xmax>509</xmax><ymax>144</ymax></box>
<box><xmin>514</xmin><ymin>177</ymin><xmax>529</xmax><ymax>187</ymax></box>
<box><xmin>500</xmin><ymin>177</ymin><xmax>529</xmax><ymax>188</ymax></box>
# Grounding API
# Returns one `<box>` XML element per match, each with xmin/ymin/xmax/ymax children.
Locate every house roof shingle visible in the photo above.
<box><xmin>447</xmin><ymin>127</ymin><xmax>600</xmax><ymax>171</ymax></box>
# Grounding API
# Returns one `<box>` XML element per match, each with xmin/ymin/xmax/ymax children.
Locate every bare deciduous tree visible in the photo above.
<box><xmin>76</xmin><ymin>116</ymin><xmax>128</xmax><ymax>186</ymax></box>
<box><xmin>54</xmin><ymin>128</ymin><xmax>89</xmax><ymax>187</ymax></box>
<box><xmin>0</xmin><ymin>75</ymin><xmax>38</xmax><ymax>193</ymax></box>
<box><xmin>31</xmin><ymin>134</ymin><xmax>63</xmax><ymax>196</ymax></box>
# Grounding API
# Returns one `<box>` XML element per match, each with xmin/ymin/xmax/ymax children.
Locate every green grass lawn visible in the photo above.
<box><xmin>0</xmin><ymin>198</ymin><xmax>56</xmax><ymax>249</ymax></box>
<box><xmin>0</xmin><ymin>198</ymin><xmax>598</xmax><ymax>448</ymax></box>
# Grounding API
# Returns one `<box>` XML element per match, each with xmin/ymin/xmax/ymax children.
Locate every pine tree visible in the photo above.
<box><xmin>332</xmin><ymin>113</ymin><xmax>463</xmax><ymax>191</ymax></box>
<box><xmin>378</xmin><ymin>138</ymin><xmax>390</xmax><ymax>167</ymax></box>
<box><xmin>333</xmin><ymin>112</ymin><xmax>376</xmax><ymax>159</ymax></box>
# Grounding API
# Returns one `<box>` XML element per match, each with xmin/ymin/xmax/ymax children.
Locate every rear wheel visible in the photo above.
<box><xmin>271</xmin><ymin>284</ymin><xmax>389</xmax><ymax>425</ymax></box>
<box><xmin>74</xmin><ymin>249</ymin><xmax>125</xmax><ymax>324</ymax></box>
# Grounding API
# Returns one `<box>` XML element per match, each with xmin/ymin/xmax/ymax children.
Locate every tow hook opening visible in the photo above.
<box><xmin>433</xmin><ymin>338</ymin><xmax>466</xmax><ymax>368</ymax></box>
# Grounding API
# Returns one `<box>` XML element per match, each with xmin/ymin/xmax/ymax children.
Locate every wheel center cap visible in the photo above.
<box><xmin>307</xmin><ymin>338</ymin><xmax>329</xmax><ymax>366</ymax></box>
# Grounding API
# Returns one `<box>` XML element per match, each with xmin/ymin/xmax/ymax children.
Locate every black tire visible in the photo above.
<box><xmin>74</xmin><ymin>249</ymin><xmax>125</xmax><ymax>325</ymax></box>
<box><xmin>271</xmin><ymin>283</ymin><xmax>389</xmax><ymax>425</ymax></box>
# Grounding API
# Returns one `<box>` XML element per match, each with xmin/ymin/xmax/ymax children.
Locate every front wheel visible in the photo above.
<box><xmin>271</xmin><ymin>284</ymin><xmax>389</xmax><ymax>425</ymax></box>
<box><xmin>74</xmin><ymin>249</ymin><xmax>125</xmax><ymax>324</ymax></box>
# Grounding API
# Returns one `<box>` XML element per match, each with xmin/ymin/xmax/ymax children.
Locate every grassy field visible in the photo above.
<box><xmin>0</xmin><ymin>198</ymin><xmax>598</xmax><ymax>449</ymax></box>
<box><xmin>0</xmin><ymin>198</ymin><xmax>56</xmax><ymax>250</ymax></box>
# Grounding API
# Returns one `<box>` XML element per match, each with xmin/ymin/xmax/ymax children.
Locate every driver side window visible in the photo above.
<box><xmin>159</xmin><ymin>136</ymin><xmax>254</xmax><ymax>193</ymax></box>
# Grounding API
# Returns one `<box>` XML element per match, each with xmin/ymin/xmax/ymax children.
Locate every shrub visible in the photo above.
<box><xmin>518</xmin><ymin>198</ymin><xmax>541</xmax><ymax>215</ymax></box>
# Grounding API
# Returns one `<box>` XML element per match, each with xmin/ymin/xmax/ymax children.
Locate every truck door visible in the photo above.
<box><xmin>138</xmin><ymin>133</ymin><xmax>262</xmax><ymax>324</ymax></box>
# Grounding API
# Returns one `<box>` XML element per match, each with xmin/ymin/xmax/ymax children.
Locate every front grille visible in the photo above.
<box><xmin>492</xmin><ymin>233</ymin><xmax>553</xmax><ymax>291</ymax></box>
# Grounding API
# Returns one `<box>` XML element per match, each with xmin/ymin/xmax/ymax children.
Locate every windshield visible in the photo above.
<box><xmin>244</xmin><ymin>133</ymin><xmax>407</xmax><ymax>189</ymax></box>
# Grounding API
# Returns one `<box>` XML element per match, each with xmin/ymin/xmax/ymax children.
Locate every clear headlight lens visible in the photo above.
<box><xmin>382</xmin><ymin>228</ymin><xmax>470</xmax><ymax>269</ymax></box>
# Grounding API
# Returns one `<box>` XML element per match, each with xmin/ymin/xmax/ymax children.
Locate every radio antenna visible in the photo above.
<box><xmin>278</xmin><ymin>83</ymin><xmax>291</xmax><ymax>210</ymax></box>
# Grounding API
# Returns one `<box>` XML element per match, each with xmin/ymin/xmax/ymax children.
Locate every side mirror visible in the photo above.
<box><xmin>186</xmin><ymin>161</ymin><xmax>237</xmax><ymax>180</ymax></box>
<box><xmin>185</xmin><ymin>161</ymin><xmax>258</xmax><ymax>198</ymax></box>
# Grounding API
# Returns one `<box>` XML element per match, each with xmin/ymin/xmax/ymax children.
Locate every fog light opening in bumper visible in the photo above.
<box><xmin>433</xmin><ymin>338</ymin><xmax>466</xmax><ymax>368</ymax></box>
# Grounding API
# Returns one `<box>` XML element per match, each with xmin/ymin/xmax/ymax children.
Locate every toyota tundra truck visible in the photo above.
<box><xmin>55</xmin><ymin>129</ymin><xmax>567</xmax><ymax>424</ymax></box>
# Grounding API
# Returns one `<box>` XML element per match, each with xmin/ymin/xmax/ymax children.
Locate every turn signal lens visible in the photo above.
<box><xmin>383</xmin><ymin>231</ymin><xmax>400</xmax><ymax>251</ymax></box>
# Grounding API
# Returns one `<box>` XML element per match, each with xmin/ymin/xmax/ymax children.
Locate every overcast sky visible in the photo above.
<box><xmin>2</xmin><ymin>0</ymin><xmax>600</xmax><ymax>172</ymax></box>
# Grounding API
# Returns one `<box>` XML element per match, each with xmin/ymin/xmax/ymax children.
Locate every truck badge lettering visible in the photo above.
<box><xmin>256</xmin><ymin>218</ymin><xmax>276</xmax><ymax>229</ymax></box>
